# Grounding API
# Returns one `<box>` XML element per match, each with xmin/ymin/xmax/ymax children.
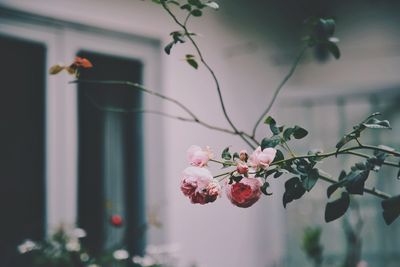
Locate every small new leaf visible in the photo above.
<box><xmin>325</xmin><ymin>191</ymin><xmax>350</xmax><ymax>222</ymax></box>
<box><xmin>185</xmin><ymin>54</ymin><xmax>199</xmax><ymax>69</ymax></box>
<box><xmin>261</xmin><ymin>182</ymin><xmax>273</xmax><ymax>196</ymax></box>
<box><xmin>164</xmin><ymin>41</ymin><xmax>175</xmax><ymax>55</ymax></box>
<box><xmin>204</xmin><ymin>1</ymin><xmax>219</xmax><ymax>10</ymax></box>
<box><xmin>221</xmin><ymin>147</ymin><xmax>231</xmax><ymax>160</ymax></box>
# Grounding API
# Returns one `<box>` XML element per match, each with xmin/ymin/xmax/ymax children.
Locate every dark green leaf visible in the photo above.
<box><xmin>345</xmin><ymin>169</ymin><xmax>370</xmax><ymax>195</ymax></box>
<box><xmin>261</xmin><ymin>182</ymin><xmax>273</xmax><ymax>196</ymax></box>
<box><xmin>325</xmin><ymin>192</ymin><xmax>350</xmax><ymax>222</ymax></box>
<box><xmin>185</xmin><ymin>55</ymin><xmax>199</xmax><ymax>69</ymax></box>
<box><xmin>283</xmin><ymin>177</ymin><xmax>306</xmax><ymax>208</ymax></box>
<box><xmin>326</xmin><ymin>41</ymin><xmax>340</xmax><ymax>59</ymax></box>
<box><xmin>381</xmin><ymin>195</ymin><xmax>400</xmax><ymax>225</ymax></box>
<box><xmin>327</xmin><ymin>171</ymin><xmax>347</xmax><ymax>198</ymax></box>
<box><xmin>283</xmin><ymin>127</ymin><xmax>294</xmax><ymax>141</ymax></box>
<box><xmin>293</xmin><ymin>126</ymin><xmax>308</xmax><ymax>139</ymax></box>
<box><xmin>152</xmin><ymin>0</ymin><xmax>162</xmax><ymax>4</ymax></box>
<box><xmin>274</xmin><ymin>171</ymin><xmax>283</xmax><ymax>178</ymax></box>
<box><xmin>273</xmin><ymin>149</ymin><xmax>284</xmax><ymax>163</ymax></box>
<box><xmin>261</xmin><ymin>135</ymin><xmax>281</xmax><ymax>149</ymax></box>
<box><xmin>302</xmin><ymin>168</ymin><xmax>319</xmax><ymax>191</ymax></box>
<box><xmin>233</xmin><ymin>152</ymin><xmax>240</xmax><ymax>161</ymax></box>
<box><xmin>221</xmin><ymin>147</ymin><xmax>231</xmax><ymax>160</ymax></box>
<box><xmin>191</xmin><ymin>9</ymin><xmax>203</xmax><ymax>17</ymax></box>
<box><xmin>164</xmin><ymin>41</ymin><xmax>174</xmax><ymax>55</ymax></box>
<box><xmin>180</xmin><ymin>4</ymin><xmax>192</xmax><ymax>10</ymax></box>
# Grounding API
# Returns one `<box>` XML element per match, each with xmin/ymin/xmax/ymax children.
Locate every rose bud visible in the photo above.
<box><xmin>226</xmin><ymin>177</ymin><xmax>262</xmax><ymax>208</ymax></box>
<box><xmin>239</xmin><ymin>150</ymin><xmax>248</xmax><ymax>162</ymax></box>
<box><xmin>236</xmin><ymin>162</ymin><xmax>249</xmax><ymax>175</ymax></box>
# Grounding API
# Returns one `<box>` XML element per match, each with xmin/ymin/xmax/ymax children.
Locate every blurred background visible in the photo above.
<box><xmin>0</xmin><ymin>0</ymin><xmax>400</xmax><ymax>266</ymax></box>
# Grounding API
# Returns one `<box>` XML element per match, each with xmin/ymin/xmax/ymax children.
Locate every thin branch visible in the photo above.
<box><xmin>72</xmin><ymin>79</ymin><xmax>238</xmax><ymax>135</ymax></box>
<box><xmin>251</xmin><ymin>46</ymin><xmax>307</xmax><ymax>138</ymax></box>
<box><xmin>161</xmin><ymin>2</ymin><xmax>257</xmax><ymax>149</ymax></box>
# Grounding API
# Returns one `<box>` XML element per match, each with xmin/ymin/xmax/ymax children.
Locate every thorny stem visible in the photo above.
<box><xmin>251</xmin><ymin>46</ymin><xmax>308</xmax><ymax>138</ymax></box>
<box><xmin>210</xmin><ymin>144</ymin><xmax>398</xmax><ymax>199</ymax></box>
<box><xmin>270</xmin><ymin>144</ymin><xmax>400</xmax><ymax>167</ymax></box>
<box><xmin>161</xmin><ymin>2</ymin><xmax>258</xmax><ymax>149</ymax></box>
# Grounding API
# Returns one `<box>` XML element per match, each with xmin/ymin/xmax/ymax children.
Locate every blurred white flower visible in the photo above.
<box><xmin>113</xmin><ymin>249</ymin><xmax>129</xmax><ymax>260</ymax></box>
<box><xmin>72</xmin><ymin>228</ymin><xmax>86</xmax><ymax>238</ymax></box>
<box><xmin>17</xmin><ymin>240</ymin><xmax>38</xmax><ymax>254</ymax></box>
<box><xmin>66</xmin><ymin>239</ymin><xmax>80</xmax><ymax>251</ymax></box>
<box><xmin>80</xmin><ymin>252</ymin><xmax>90</xmax><ymax>262</ymax></box>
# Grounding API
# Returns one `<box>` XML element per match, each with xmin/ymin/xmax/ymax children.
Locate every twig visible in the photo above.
<box><xmin>72</xmin><ymin>79</ymin><xmax>238</xmax><ymax>135</ymax></box>
<box><xmin>251</xmin><ymin>46</ymin><xmax>307</xmax><ymax>138</ymax></box>
<box><xmin>161</xmin><ymin>2</ymin><xmax>258</xmax><ymax>149</ymax></box>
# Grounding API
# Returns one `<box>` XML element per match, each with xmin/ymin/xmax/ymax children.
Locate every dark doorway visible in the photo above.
<box><xmin>0</xmin><ymin>35</ymin><xmax>46</xmax><ymax>266</ymax></box>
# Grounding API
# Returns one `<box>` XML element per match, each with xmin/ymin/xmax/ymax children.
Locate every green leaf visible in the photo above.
<box><xmin>283</xmin><ymin>177</ymin><xmax>306</xmax><ymax>208</ymax></box>
<box><xmin>381</xmin><ymin>195</ymin><xmax>400</xmax><ymax>225</ymax></box>
<box><xmin>233</xmin><ymin>152</ymin><xmax>240</xmax><ymax>161</ymax></box>
<box><xmin>261</xmin><ymin>135</ymin><xmax>281</xmax><ymax>149</ymax></box>
<box><xmin>326</xmin><ymin>41</ymin><xmax>340</xmax><ymax>59</ymax></box>
<box><xmin>204</xmin><ymin>1</ymin><xmax>219</xmax><ymax>10</ymax></box>
<box><xmin>325</xmin><ymin>191</ymin><xmax>350</xmax><ymax>222</ymax></box>
<box><xmin>191</xmin><ymin>9</ymin><xmax>203</xmax><ymax>16</ymax></box>
<box><xmin>152</xmin><ymin>0</ymin><xmax>162</xmax><ymax>4</ymax></box>
<box><xmin>164</xmin><ymin>41</ymin><xmax>174</xmax><ymax>55</ymax></box>
<box><xmin>302</xmin><ymin>168</ymin><xmax>319</xmax><ymax>191</ymax></box>
<box><xmin>283</xmin><ymin>127</ymin><xmax>294</xmax><ymax>141</ymax></box>
<box><xmin>264</xmin><ymin>116</ymin><xmax>275</xmax><ymax>125</ymax></box>
<box><xmin>345</xmin><ymin>169</ymin><xmax>370</xmax><ymax>195</ymax></box>
<box><xmin>273</xmin><ymin>149</ymin><xmax>284</xmax><ymax>163</ymax></box>
<box><xmin>293</xmin><ymin>126</ymin><xmax>308</xmax><ymax>139</ymax></box>
<box><xmin>185</xmin><ymin>55</ymin><xmax>199</xmax><ymax>69</ymax></box>
<box><xmin>261</xmin><ymin>182</ymin><xmax>273</xmax><ymax>196</ymax></box>
<box><xmin>221</xmin><ymin>147</ymin><xmax>231</xmax><ymax>160</ymax></box>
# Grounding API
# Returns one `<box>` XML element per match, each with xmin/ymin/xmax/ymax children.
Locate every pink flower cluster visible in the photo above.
<box><xmin>180</xmin><ymin>145</ymin><xmax>276</xmax><ymax>208</ymax></box>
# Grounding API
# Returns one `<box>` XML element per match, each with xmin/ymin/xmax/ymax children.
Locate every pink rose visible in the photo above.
<box><xmin>226</xmin><ymin>177</ymin><xmax>262</xmax><ymax>208</ymax></box>
<box><xmin>248</xmin><ymin>146</ymin><xmax>276</xmax><ymax>170</ymax></box>
<box><xmin>180</xmin><ymin>166</ymin><xmax>221</xmax><ymax>205</ymax></box>
<box><xmin>187</xmin><ymin>145</ymin><xmax>213</xmax><ymax>167</ymax></box>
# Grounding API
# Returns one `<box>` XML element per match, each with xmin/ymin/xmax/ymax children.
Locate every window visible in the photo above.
<box><xmin>0</xmin><ymin>6</ymin><xmax>163</xmax><ymax>261</ymax></box>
